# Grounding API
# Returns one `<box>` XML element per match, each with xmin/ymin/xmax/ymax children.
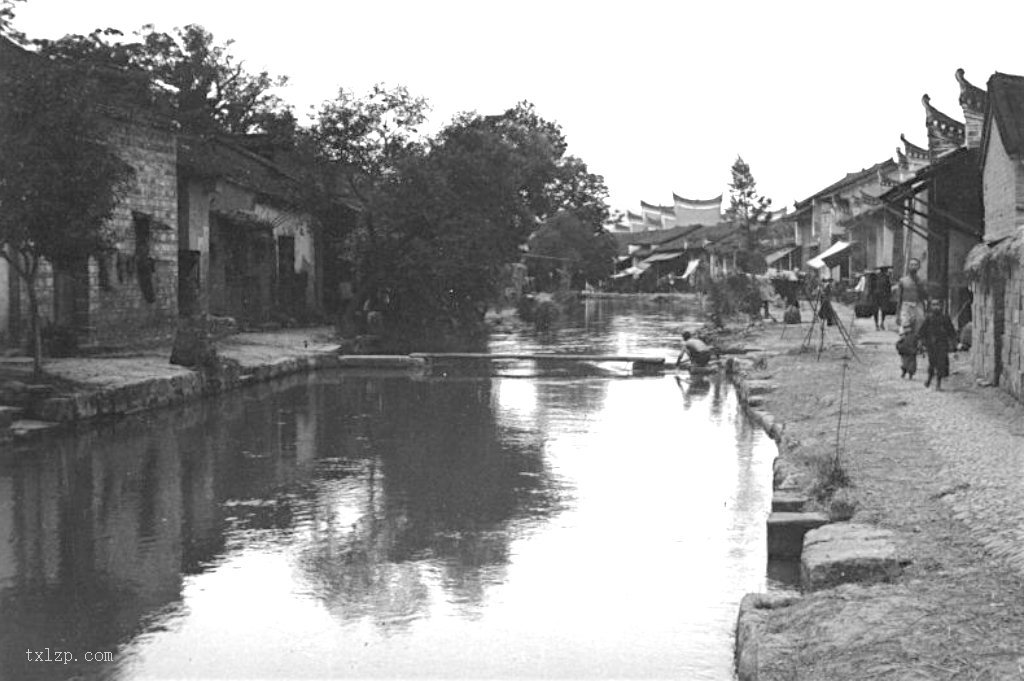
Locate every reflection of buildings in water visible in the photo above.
<box><xmin>0</xmin><ymin>428</ymin><xmax>187</xmax><ymax>679</ymax></box>
<box><xmin>0</xmin><ymin>378</ymin><xmax>326</xmax><ymax>678</ymax></box>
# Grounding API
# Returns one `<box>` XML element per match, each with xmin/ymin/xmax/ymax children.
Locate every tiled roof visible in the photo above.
<box><xmin>672</xmin><ymin>193</ymin><xmax>723</xmax><ymax>207</ymax></box>
<box><xmin>986</xmin><ymin>72</ymin><xmax>1024</xmax><ymax>159</ymax></box>
<box><xmin>178</xmin><ymin>135</ymin><xmax>302</xmax><ymax>203</ymax></box>
<box><xmin>795</xmin><ymin>159</ymin><xmax>898</xmax><ymax>208</ymax></box>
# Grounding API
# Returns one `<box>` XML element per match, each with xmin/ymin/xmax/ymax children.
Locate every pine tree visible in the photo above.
<box><xmin>725</xmin><ymin>156</ymin><xmax>772</xmax><ymax>272</ymax></box>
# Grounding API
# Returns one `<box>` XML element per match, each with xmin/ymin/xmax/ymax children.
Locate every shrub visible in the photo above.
<box><xmin>808</xmin><ymin>452</ymin><xmax>852</xmax><ymax>503</ymax></box>
<box><xmin>706</xmin><ymin>274</ymin><xmax>762</xmax><ymax>327</ymax></box>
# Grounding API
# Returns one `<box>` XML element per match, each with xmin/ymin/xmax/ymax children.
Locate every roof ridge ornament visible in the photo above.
<box><xmin>921</xmin><ymin>95</ymin><xmax>965</xmax><ymax>156</ymax></box>
<box><xmin>955</xmin><ymin>68</ymin><xmax>988</xmax><ymax>113</ymax></box>
<box><xmin>900</xmin><ymin>133</ymin><xmax>930</xmax><ymax>160</ymax></box>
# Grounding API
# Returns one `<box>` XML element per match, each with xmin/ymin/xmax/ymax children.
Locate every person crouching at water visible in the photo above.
<box><xmin>918</xmin><ymin>300</ymin><xmax>958</xmax><ymax>390</ymax></box>
<box><xmin>676</xmin><ymin>331</ymin><xmax>714</xmax><ymax>368</ymax></box>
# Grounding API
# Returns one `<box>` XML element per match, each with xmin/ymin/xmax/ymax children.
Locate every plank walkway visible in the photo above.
<box><xmin>409</xmin><ymin>352</ymin><xmax>665</xmax><ymax>365</ymax></box>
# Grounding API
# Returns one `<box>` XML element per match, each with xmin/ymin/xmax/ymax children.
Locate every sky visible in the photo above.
<box><xmin>11</xmin><ymin>0</ymin><xmax>1024</xmax><ymax>218</ymax></box>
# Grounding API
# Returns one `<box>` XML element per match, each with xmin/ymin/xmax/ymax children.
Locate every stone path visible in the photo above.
<box><xmin>738</xmin><ymin>305</ymin><xmax>1024</xmax><ymax>680</ymax></box>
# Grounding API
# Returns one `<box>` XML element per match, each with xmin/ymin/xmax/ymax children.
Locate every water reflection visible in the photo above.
<box><xmin>0</xmin><ymin>297</ymin><xmax>773</xmax><ymax>681</ymax></box>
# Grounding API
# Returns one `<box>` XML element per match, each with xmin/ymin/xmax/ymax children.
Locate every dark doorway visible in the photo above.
<box><xmin>178</xmin><ymin>250</ymin><xmax>201</xmax><ymax>317</ymax></box>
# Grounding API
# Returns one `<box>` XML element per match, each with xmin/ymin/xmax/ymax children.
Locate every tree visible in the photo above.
<box><xmin>0</xmin><ymin>50</ymin><xmax>133</xmax><ymax>374</ymax></box>
<box><xmin>305</xmin><ymin>94</ymin><xmax>610</xmax><ymax>346</ymax></box>
<box><xmin>527</xmin><ymin>212</ymin><xmax>617</xmax><ymax>291</ymax></box>
<box><xmin>0</xmin><ymin>0</ymin><xmax>25</xmax><ymax>43</ymax></box>
<box><xmin>34</xmin><ymin>23</ymin><xmax>292</xmax><ymax>135</ymax></box>
<box><xmin>311</xmin><ymin>84</ymin><xmax>430</xmax><ymax>202</ymax></box>
<box><xmin>725</xmin><ymin>155</ymin><xmax>772</xmax><ymax>272</ymax></box>
<box><xmin>544</xmin><ymin>156</ymin><xmax>611</xmax><ymax>228</ymax></box>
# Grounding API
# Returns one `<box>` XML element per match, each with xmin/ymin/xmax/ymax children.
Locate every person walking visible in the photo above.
<box><xmin>896</xmin><ymin>258</ymin><xmax>929</xmax><ymax>336</ymax></box>
<box><xmin>918</xmin><ymin>300</ymin><xmax>958</xmax><ymax>390</ymax></box>
<box><xmin>871</xmin><ymin>267</ymin><xmax>893</xmax><ymax>330</ymax></box>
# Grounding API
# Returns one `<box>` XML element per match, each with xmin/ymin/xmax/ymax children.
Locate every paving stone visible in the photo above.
<box><xmin>768</xmin><ymin>511</ymin><xmax>830</xmax><ymax>559</ymax></box>
<box><xmin>801</xmin><ymin>523</ymin><xmax>901</xmax><ymax>592</ymax></box>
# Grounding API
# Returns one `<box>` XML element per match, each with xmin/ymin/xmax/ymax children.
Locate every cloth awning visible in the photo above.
<box><xmin>681</xmin><ymin>258</ymin><xmax>700</xmax><ymax>279</ymax></box>
<box><xmin>640</xmin><ymin>251</ymin><xmax>685</xmax><ymax>265</ymax></box>
<box><xmin>610</xmin><ymin>263</ymin><xmax>651</xmax><ymax>279</ymax></box>
<box><xmin>806</xmin><ymin>240</ymin><xmax>851</xmax><ymax>269</ymax></box>
<box><xmin>765</xmin><ymin>246</ymin><xmax>798</xmax><ymax>266</ymax></box>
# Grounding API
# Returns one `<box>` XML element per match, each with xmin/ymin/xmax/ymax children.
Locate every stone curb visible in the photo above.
<box><xmin>727</xmin><ymin>344</ymin><xmax>908</xmax><ymax>680</ymax></box>
<box><xmin>15</xmin><ymin>351</ymin><xmax>426</xmax><ymax>430</ymax></box>
<box><xmin>727</xmin><ymin>354</ymin><xmax>817</xmax><ymax>681</ymax></box>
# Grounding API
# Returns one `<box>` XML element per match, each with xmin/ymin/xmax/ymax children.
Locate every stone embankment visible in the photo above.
<box><xmin>724</xmin><ymin>305</ymin><xmax>1024</xmax><ymax>680</ymax></box>
<box><xmin>0</xmin><ymin>328</ymin><xmax>425</xmax><ymax>441</ymax></box>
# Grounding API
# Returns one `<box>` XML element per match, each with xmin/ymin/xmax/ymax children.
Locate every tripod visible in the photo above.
<box><xmin>799</xmin><ymin>282</ymin><xmax>860</xmax><ymax>362</ymax></box>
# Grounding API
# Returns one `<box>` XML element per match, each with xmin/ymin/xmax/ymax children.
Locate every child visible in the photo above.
<box><xmin>895</xmin><ymin>325</ymin><xmax>918</xmax><ymax>379</ymax></box>
<box><xmin>918</xmin><ymin>300</ymin><xmax>958</xmax><ymax>390</ymax></box>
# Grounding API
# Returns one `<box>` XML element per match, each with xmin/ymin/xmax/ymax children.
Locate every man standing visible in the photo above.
<box><xmin>896</xmin><ymin>257</ymin><xmax>929</xmax><ymax>335</ymax></box>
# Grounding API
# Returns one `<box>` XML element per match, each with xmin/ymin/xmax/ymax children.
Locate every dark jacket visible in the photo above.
<box><xmin>918</xmin><ymin>312</ymin><xmax>957</xmax><ymax>354</ymax></box>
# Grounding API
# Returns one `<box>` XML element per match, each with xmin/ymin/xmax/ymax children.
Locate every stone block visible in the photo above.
<box><xmin>746</xmin><ymin>380</ymin><xmax>777</xmax><ymax>396</ymax></box>
<box><xmin>73</xmin><ymin>393</ymin><xmax>97</xmax><ymax>420</ymax></box>
<box><xmin>37</xmin><ymin>397</ymin><xmax>76</xmax><ymax>422</ymax></box>
<box><xmin>0</xmin><ymin>405</ymin><xmax>23</xmax><ymax>428</ymax></box>
<box><xmin>735</xmin><ymin>592</ymin><xmax>799</xmax><ymax>681</ymax></box>
<box><xmin>772</xmin><ymin>491</ymin><xmax>808</xmax><ymax>512</ymax></box>
<box><xmin>767</xmin><ymin>511</ymin><xmax>830</xmax><ymax>559</ymax></box>
<box><xmin>800</xmin><ymin>523</ymin><xmax>901</xmax><ymax>592</ymax></box>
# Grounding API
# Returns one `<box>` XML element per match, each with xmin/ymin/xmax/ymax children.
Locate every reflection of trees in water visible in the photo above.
<box><xmin>295</xmin><ymin>377</ymin><xmax>564</xmax><ymax>628</ymax></box>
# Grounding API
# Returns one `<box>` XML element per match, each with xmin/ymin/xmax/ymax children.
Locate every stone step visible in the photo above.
<box><xmin>772</xmin><ymin>491</ymin><xmax>809</xmax><ymax>512</ymax></box>
<box><xmin>767</xmin><ymin>511</ymin><xmax>830</xmax><ymax>559</ymax></box>
<box><xmin>10</xmin><ymin>419</ymin><xmax>62</xmax><ymax>439</ymax></box>
<box><xmin>0</xmin><ymin>405</ymin><xmax>25</xmax><ymax>429</ymax></box>
<box><xmin>800</xmin><ymin>523</ymin><xmax>902</xmax><ymax>592</ymax></box>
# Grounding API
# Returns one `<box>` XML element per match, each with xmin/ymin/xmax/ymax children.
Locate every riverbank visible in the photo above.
<box><xmin>0</xmin><ymin>328</ymin><xmax>426</xmax><ymax>440</ymax></box>
<box><xmin>725</xmin><ymin>304</ymin><xmax>1024</xmax><ymax>680</ymax></box>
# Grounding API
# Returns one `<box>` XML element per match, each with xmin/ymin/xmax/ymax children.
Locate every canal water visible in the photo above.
<box><xmin>0</xmin><ymin>297</ymin><xmax>774</xmax><ymax>681</ymax></box>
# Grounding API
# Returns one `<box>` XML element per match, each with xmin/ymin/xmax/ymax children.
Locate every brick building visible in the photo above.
<box><xmin>0</xmin><ymin>38</ymin><xmax>179</xmax><ymax>351</ymax></box>
<box><xmin>177</xmin><ymin>136</ymin><xmax>321</xmax><ymax>325</ymax></box>
<box><xmin>791</xmin><ymin>158</ymin><xmax>901</xmax><ymax>280</ymax></box>
<box><xmin>968</xmin><ymin>72</ymin><xmax>1024</xmax><ymax>398</ymax></box>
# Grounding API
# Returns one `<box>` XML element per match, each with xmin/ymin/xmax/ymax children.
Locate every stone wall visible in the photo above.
<box><xmin>87</xmin><ymin>115</ymin><xmax>179</xmax><ymax>346</ymax></box>
<box><xmin>971</xmin><ymin>258</ymin><xmax>1024</xmax><ymax>400</ymax></box>
<box><xmin>1000</xmin><ymin>260</ymin><xmax>1024</xmax><ymax>398</ymax></box>
<box><xmin>971</xmin><ymin>277</ymin><xmax>1004</xmax><ymax>385</ymax></box>
<box><xmin>7</xmin><ymin>115</ymin><xmax>179</xmax><ymax>350</ymax></box>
